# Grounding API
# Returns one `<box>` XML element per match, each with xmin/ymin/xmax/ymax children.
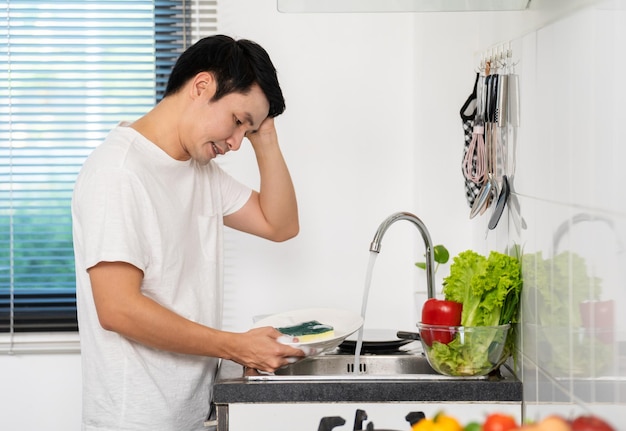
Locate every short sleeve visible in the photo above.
<box><xmin>209</xmin><ymin>162</ymin><xmax>252</xmax><ymax>216</ymax></box>
<box><xmin>73</xmin><ymin>167</ymin><xmax>154</xmax><ymax>273</ymax></box>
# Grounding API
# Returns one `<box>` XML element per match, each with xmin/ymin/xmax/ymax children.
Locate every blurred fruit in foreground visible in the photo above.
<box><xmin>512</xmin><ymin>413</ymin><xmax>615</xmax><ymax>431</ymax></box>
<box><xmin>538</xmin><ymin>416</ymin><xmax>570</xmax><ymax>431</ymax></box>
<box><xmin>464</xmin><ymin>422</ymin><xmax>482</xmax><ymax>431</ymax></box>
<box><xmin>483</xmin><ymin>413</ymin><xmax>518</xmax><ymax>431</ymax></box>
<box><xmin>571</xmin><ymin>415</ymin><xmax>615</xmax><ymax>431</ymax></box>
<box><xmin>412</xmin><ymin>412</ymin><xmax>462</xmax><ymax>431</ymax></box>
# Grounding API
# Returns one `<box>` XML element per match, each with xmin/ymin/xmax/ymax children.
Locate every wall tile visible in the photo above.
<box><xmin>512</xmin><ymin>4</ymin><xmax>626</xmax><ymax>424</ymax></box>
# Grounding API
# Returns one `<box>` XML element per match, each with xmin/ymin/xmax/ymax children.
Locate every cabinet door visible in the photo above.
<box><xmin>228</xmin><ymin>402</ymin><xmax>521</xmax><ymax>430</ymax></box>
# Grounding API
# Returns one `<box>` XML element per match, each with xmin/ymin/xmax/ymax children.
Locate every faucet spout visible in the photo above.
<box><xmin>369</xmin><ymin>211</ymin><xmax>436</xmax><ymax>299</ymax></box>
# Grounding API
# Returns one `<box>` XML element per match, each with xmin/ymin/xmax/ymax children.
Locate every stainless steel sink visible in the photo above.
<box><xmin>245</xmin><ymin>354</ymin><xmax>488</xmax><ymax>381</ymax></box>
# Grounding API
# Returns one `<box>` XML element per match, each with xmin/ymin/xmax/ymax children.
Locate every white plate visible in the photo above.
<box><xmin>252</xmin><ymin>307</ymin><xmax>364</xmax><ymax>355</ymax></box>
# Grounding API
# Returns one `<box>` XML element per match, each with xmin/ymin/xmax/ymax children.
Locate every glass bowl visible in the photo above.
<box><xmin>417</xmin><ymin>322</ymin><xmax>510</xmax><ymax>376</ymax></box>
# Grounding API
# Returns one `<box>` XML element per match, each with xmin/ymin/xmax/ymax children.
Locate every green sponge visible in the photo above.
<box><xmin>277</xmin><ymin>320</ymin><xmax>334</xmax><ymax>342</ymax></box>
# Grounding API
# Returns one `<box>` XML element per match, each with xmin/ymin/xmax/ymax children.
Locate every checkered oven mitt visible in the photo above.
<box><xmin>460</xmin><ymin>73</ymin><xmax>482</xmax><ymax>208</ymax></box>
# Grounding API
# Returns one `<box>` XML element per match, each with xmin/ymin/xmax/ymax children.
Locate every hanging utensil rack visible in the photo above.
<box><xmin>462</xmin><ymin>43</ymin><xmax>520</xmax><ymax>229</ymax></box>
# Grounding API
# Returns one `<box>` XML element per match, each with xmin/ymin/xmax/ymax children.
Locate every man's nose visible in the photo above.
<box><xmin>226</xmin><ymin>129</ymin><xmax>246</xmax><ymax>152</ymax></box>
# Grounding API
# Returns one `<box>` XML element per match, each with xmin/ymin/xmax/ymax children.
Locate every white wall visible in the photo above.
<box><xmin>221</xmin><ymin>0</ymin><xmax>626</xmax><ymax>426</ymax></box>
<box><xmin>0</xmin><ymin>350</ymin><xmax>82</xmax><ymax>430</ymax></box>
<box><xmin>218</xmin><ymin>0</ymin><xmax>436</xmax><ymax>333</ymax></box>
<box><xmin>412</xmin><ymin>1</ymin><xmax>626</xmax><ymax>427</ymax></box>
<box><xmin>410</xmin><ymin>0</ymin><xmax>626</xmax><ymax>427</ymax></box>
<box><xmin>508</xmin><ymin>4</ymin><xmax>625</xmax><ymax>426</ymax></box>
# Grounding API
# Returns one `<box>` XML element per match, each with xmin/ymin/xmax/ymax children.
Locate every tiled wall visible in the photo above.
<box><xmin>502</xmin><ymin>4</ymin><xmax>626</xmax><ymax>425</ymax></box>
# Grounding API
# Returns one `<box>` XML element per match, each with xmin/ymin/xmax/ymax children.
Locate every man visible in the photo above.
<box><xmin>72</xmin><ymin>35</ymin><xmax>304</xmax><ymax>430</ymax></box>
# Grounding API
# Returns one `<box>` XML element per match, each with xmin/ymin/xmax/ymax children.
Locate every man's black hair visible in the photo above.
<box><xmin>165</xmin><ymin>35</ymin><xmax>285</xmax><ymax>117</ymax></box>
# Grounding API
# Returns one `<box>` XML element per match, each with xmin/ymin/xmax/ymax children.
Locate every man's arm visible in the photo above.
<box><xmin>224</xmin><ymin>117</ymin><xmax>299</xmax><ymax>242</ymax></box>
<box><xmin>89</xmin><ymin>261</ymin><xmax>305</xmax><ymax>371</ymax></box>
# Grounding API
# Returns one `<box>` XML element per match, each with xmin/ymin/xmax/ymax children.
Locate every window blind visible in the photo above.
<box><xmin>0</xmin><ymin>0</ymin><xmax>217</xmax><ymax>338</ymax></box>
<box><xmin>155</xmin><ymin>1</ymin><xmax>218</xmax><ymax>101</ymax></box>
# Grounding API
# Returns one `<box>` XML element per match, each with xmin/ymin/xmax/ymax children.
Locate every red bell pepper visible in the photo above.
<box><xmin>420</xmin><ymin>298</ymin><xmax>463</xmax><ymax>346</ymax></box>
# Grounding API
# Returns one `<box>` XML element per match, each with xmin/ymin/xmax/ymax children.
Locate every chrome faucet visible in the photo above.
<box><xmin>552</xmin><ymin>212</ymin><xmax>624</xmax><ymax>257</ymax></box>
<box><xmin>369</xmin><ymin>211</ymin><xmax>436</xmax><ymax>299</ymax></box>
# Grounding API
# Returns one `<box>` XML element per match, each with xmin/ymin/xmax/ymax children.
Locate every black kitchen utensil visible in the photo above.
<box><xmin>317</xmin><ymin>416</ymin><xmax>345</xmax><ymax>431</ymax></box>
<box><xmin>338</xmin><ymin>338</ymin><xmax>411</xmax><ymax>354</ymax></box>
<box><xmin>488</xmin><ymin>174</ymin><xmax>510</xmax><ymax>229</ymax></box>
<box><xmin>395</xmin><ymin>330</ymin><xmax>421</xmax><ymax>341</ymax></box>
<box><xmin>406</xmin><ymin>412</ymin><xmax>426</xmax><ymax>426</ymax></box>
<box><xmin>338</xmin><ymin>329</ymin><xmax>412</xmax><ymax>354</ymax></box>
<box><xmin>317</xmin><ymin>409</ymin><xmax>426</xmax><ymax>431</ymax></box>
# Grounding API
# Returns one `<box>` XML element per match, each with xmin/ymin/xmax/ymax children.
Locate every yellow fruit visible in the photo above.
<box><xmin>412</xmin><ymin>418</ymin><xmax>435</xmax><ymax>431</ymax></box>
<box><xmin>436</xmin><ymin>415</ymin><xmax>463</xmax><ymax>431</ymax></box>
<box><xmin>411</xmin><ymin>413</ymin><xmax>463</xmax><ymax>431</ymax></box>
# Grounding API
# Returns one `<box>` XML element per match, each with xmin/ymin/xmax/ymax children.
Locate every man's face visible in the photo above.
<box><xmin>181</xmin><ymin>81</ymin><xmax>270</xmax><ymax>165</ymax></box>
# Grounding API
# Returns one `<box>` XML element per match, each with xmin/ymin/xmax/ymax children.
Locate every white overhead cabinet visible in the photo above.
<box><xmin>277</xmin><ymin>0</ymin><xmax>531</xmax><ymax>13</ymax></box>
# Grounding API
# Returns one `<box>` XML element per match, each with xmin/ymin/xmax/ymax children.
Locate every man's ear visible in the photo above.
<box><xmin>191</xmin><ymin>72</ymin><xmax>216</xmax><ymax>98</ymax></box>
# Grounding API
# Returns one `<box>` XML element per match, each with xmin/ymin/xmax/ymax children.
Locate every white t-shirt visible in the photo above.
<box><xmin>72</xmin><ymin>124</ymin><xmax>251</xmax><ymax>430</ymax></box>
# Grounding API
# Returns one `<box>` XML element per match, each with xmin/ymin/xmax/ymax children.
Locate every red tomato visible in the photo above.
<box><xmin>420</xmin><ymin>298</ymin><xmax>463</xmax><ymax>346</ymax></box>
<box><xmin>483</xmin><ymin>413</ymin><xmax>518</xmax><ymax>431</ymax></box>
<box><xmin>571</xmin><ymin>415</ymin><xmax>615</xmax><ymax>431</ymax></box>
<box><xmin>421</xmin><ymin>298</ymin><xmax>463</xmax><ymax>326</ymax></box>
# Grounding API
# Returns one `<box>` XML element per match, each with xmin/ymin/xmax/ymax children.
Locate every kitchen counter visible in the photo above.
<box><xmin>213</xmin><ymin>357</ymin><xmax>522</xmax><ymax>404</ymax></box>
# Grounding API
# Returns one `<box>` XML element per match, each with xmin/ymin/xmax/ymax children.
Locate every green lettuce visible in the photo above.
<box><xmin>443</xmin><ymin>250</ymin><xmax>522</xmax><ymax>327</ymax></box>
<box><xmin>521</xmin><ymin>251</ymin><xmax>611</xmax><ymax>376</ymax></box>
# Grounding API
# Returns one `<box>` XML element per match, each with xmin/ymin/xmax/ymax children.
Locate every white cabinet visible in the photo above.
<box><xmin>227</xmin><ymin>402</ymin><xmax>522</xmax><ymax>430</ymax></box>
<box><xmin>277</xmin><ymin>0</ymin><xmax>531</xmax><ymax>13</ymax></box>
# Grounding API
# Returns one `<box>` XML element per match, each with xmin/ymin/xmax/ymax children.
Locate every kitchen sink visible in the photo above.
<box><xmin>244</xmin><ymin>354</ymin><xmax>488</xmax><ymax>381</ymax></box>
